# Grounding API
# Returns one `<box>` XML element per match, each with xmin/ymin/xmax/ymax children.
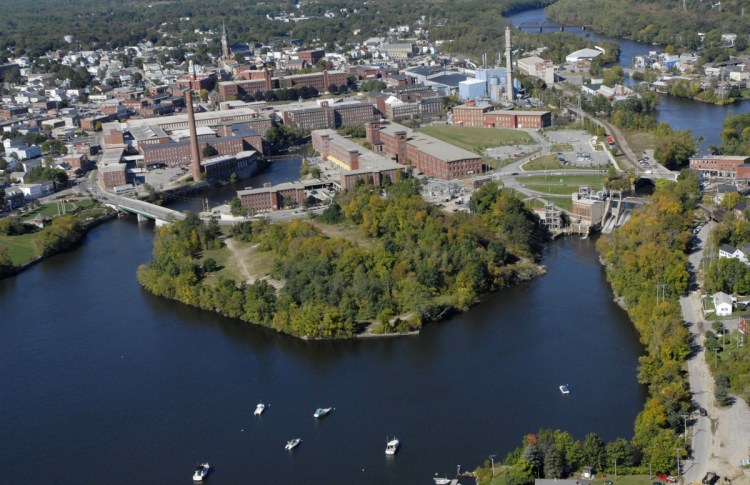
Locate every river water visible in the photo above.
<box><xmin>507</xmin><ymin>7</ymin><xmax>750</xmax><ymax>150</ymax></box>
<box><xmin>0</xmin><ymin>157</ymin><xmax>646</xmax><ymax>483</ymax></box>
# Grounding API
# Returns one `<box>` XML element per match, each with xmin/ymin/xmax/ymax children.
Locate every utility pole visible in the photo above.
<box><xmin>682</xmin><ymin>414</ymin><xmax>690</xmax><ymax>443</ymax></box>
<box><xmin>674</xmin><ymin>448</ymin><xmax>681</xmax><ymax>477</ymax></box>
<box><xmin>490</xmin><ymin>455</ymin><xmax>496</xmax><ymax>477</ymax></box>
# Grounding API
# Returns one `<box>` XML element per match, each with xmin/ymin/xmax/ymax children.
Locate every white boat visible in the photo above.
<box><xmin>434</xmin><ymin>475</ymin><xmax>451</xmax><ymax>484</ymax></box>
<box><xmin>285</xmin><ymin>438</ymin><xmax>302</xmax><ymax>451</ymax></box>
<box><xmin>192</xmin><ymin>463</ymin><xmax>210</xmax><ymax>481</ymax></box>
<box><xmin>314</xmin><ymin>407</ymin><xmax>332</xmax><ymax>418</ymax></box>
<box><xmin>559</xmin><ymin>385</ymin><xmax>570</xmax><ymax>395</ymax></box>
<box><xmin>254</xmin><ymin>403</ymin><xmax>266</xmax><ymax>416</ymax></box>
<box><xmin>385</xmin><ymin>436</ymin><xmax>400</xmax><ymax>455</ymax></box>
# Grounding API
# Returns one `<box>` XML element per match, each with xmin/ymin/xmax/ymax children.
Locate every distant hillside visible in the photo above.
<box><xmin>0</xmin><ymin>0</ymin><xmax>554</xmax><ymax>60</ymax></box>
<box><xmin>548</xmin><ymin>0</ymin><xmax>750</xmax><ymax>54</ymax></box>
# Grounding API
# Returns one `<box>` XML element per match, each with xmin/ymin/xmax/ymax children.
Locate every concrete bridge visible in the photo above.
<box><xmin>98</xmin><ymin>193</ymin><xmax>186</xmax><ymax>226</ymax></box>
<box><xmin>637</xmin><ymin>171</ymin><xmax>680</xmax><ymax>182</ymax></box>
<box><xmin>517</xmin><ymin>21</ymin><xmax>591</xmax><ymax>32</ymax></box>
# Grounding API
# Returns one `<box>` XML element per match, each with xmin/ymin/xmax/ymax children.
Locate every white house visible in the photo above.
<box><xmin>718</xmin><ymin>244</ymin><xmax>750</xmax><ymax>264</ymax></box>
<box><xmin>713</xmin><ymin>291</ymin><xmax>734</xmax><ymax>316</ymax></box>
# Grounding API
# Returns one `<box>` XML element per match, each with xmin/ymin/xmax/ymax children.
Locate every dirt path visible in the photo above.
<box><xmin>224</xmin><ymin>238</ymin><xmax>256</xmax><ymax>283</ymax></box>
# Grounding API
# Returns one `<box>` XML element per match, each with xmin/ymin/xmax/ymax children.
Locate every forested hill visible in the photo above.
<box><xmin>0</xmin><ymin>0</ymin><xmax>555</xmax><ymax>59</ymax></box>
<box><xmin>548</xmin><ymin>0</ymin><xmax>750</xmax><ymax>53</ymax></box>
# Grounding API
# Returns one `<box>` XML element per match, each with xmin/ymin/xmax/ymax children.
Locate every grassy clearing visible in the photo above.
<box><xmin>20</xmin><ymin>203</ymin><xmax>77</xmax><ymax>220</ymax></box>
<box><xmin>521</xmin><ymin>175</ymin><xmax>608</xmax><ymax>186</ymax></box>
<box><xmin>591</xmin><ymin>476</ymin><xmax>654</xmax><ymax>485</ymax></box>
<box><xmin>418</xmin><ymin>126</ymin><xmax>535</xmax><ymax>152</ymax></box>
<box><xmin>312</xmin><ymin>221</ymin><xmax>379</xmax><ymax>249</ymax></box>
<box><xmin>526</xmin><ymin>184</ymin><xmax>582</xmax><ymax>196</ymax></box>
<box><xmin>549</xmin><ymin>143</ymin><xmax>574</xmax><ymax>152</ymax></box>
<box><xmin>0</xmin><ymin>233</ymin><xmax>40</xmax><ymax>265</ymax></box>
<box><xmin>624</xmin><ymin>130</ymin><xmax>657</xmax><ymax>158</ymax></box>
<box><xmin>523</xmin><ymin>154</ymin><xmax>561</xmax><ymax>171</ymax></box>
<box><xmin>201</xmin><ymin>240</ymin><xmax>276</xmax><ymax>285</ymax></box>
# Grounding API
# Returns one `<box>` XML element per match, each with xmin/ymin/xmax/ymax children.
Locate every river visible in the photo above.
<box><xmin>507</xmin><ymin>7</ymin><xmax>750</xmax><ymax>150</ymax></box>
<box><xmin>0</xmin><ymin>158</ymin><xmax>646</xmax><ymax>483</ymax></box>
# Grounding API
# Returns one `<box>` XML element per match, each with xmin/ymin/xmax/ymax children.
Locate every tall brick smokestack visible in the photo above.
<box><xmin>186</xmin><ymin>91</ymin><xmax>202</xmax><ymax>181</ymax></box>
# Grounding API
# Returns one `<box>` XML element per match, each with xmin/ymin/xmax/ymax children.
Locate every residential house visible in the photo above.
<box><xmin>713</xmin><ymin>291</ymin><xmax>734</xmax><ymax>317</ymax></box>
<box><xmin>718</xmin><ymin>244</ymin><xmax>750</xmax><ymax>263</ymax></box>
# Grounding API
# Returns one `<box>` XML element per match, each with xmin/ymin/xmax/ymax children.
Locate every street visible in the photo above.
<box><xmin>680</xmin><ymin>222</ymin><xmax>750</xmax><ymax>485</ymax></box>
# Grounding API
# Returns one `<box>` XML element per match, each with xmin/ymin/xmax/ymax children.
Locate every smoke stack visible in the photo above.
<box><xmin>505</xmin><ymin>26</ymin><xmax>513</xmax><ymax>102</ymax></box>
<box><xmin>186</xmin><ymin>91</ymin><xmax>202</xmax><ymax>181</ymax></box>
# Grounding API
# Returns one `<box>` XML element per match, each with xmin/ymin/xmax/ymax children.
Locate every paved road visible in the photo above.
<box><xmin>681</xmin><ymin>223</ymin><xmax>750</xmax><ymax>484</ymax></box>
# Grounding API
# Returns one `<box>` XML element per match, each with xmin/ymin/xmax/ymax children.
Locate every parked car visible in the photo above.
<box><xmin>702</xmin><ymin>472</ymin><xmax>719</xmax><ymax>485</ymax></box>
<box><xmin>700</xmin><ymin>407</ymin><xmax>707</xmax><ymax>416</ymax></box>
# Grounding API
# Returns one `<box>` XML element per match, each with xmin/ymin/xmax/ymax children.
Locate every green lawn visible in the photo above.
<box><xmin>526</xmin><ymin>184</ymin><xmax>584</xmax><ymax>196</ymax></box>
<box><xmin>0</xmin><ymin>233</ymin><xmax>40</xmax><ymax>265</ymax></box>
<box><xmin>524</xmin><ymin>154</ymin><xmax>605</xmax><ymax>171</ymax></box>
<box><xmin>521</xmin><ymin>175</ymin><xmax>608</xmax><ymax>186</ymax></box>
<box><xmin>418</xmin><ymin>126</ymin><xmax>536</xmax><ymax>152</ymax></box>
<box><xmin>20</xmin><ymin>203</ymin><xmax>77</xmax><ymax>221</ymax></box>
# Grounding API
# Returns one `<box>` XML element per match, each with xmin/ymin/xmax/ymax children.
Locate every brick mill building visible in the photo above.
<box><xmin>238</xmin><ymin>182</ymin><xmax>307</xmax><ymax>212</ymax></box>
<box><xmin>217</xmin><ymin>70</ymin><xmax>348</xmax><ymax>102</ymax></box>
<box><xmin>281</xmin><ymin>101</ymin><xmax>377</xmax><ymax>131</ymax></box>
<box><xmin>365</xmin><ymin>121</ymin><xmax>483</xmax><ymax>179</ymax></box>
<box><xmin>689</xmin><ymin>155</ymin><xmax>750</xmax><ymax>179</ymax></box>
<box><xmin>452</xmin><ymin>105</ymin><xmax>552</xmax><ymax>128</ymax></box>
<box><xmin>312</xmin><ymin>129</ymin><xmax>406</xmax><ymax>190</ymax></box>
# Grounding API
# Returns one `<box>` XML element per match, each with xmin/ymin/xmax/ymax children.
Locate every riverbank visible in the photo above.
<box><xmin>0</xmin><ymin>201</ymin><xmax>116</xmax><ymax>281</ymax></box>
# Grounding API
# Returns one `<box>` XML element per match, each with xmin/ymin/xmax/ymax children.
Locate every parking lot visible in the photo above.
<box><xmin>543</xmin><ymin>129</ymin><xmax>611</xmax><ymax>168</ymax></box>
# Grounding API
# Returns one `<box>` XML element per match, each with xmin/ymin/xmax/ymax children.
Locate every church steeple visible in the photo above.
<box><xmin>221</xmin><ymin>20</ymin><xmax>231</xmax><ymax>60</ymax></box>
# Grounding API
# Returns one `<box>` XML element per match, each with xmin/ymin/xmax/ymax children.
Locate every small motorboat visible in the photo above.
<box><xmin>434</xmin><ymin>474</ymin><xmax>451</xmax><ymax>484</ymax></box>
<box><xmin>254</xmin><ymin>403</ymin><xmax>266</xmax><ymax>416</ymax></box>
<box><xmin>285</xmin><ymin>438</ymin><xmax>302</xmax><ymax>451</ymax></box>
<box><xmin>385</xmin><ymin>436</ymin><xmax>400</xmax><ymax>455</ymax></box>
<box><xmin>192</xmin><ymin>462</ymin><xmax>210</xmax><ymax>481</ymax></box>
<box><xmin>314</xmin><ymin>407</ymin><xmax>332</xmax><ymax>418</ymax></box>
<box><xmin>559</xmin><ymin>385</ymin><xmax>570</xmax><ymax>395</ymax></box>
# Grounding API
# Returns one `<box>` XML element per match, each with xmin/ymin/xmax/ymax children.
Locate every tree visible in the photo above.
<box><xmin>202</xmin><ymin>144</ymin><xmax>218</xmax><ymax>158</ymax></box>
<box><xmin>337</xmin><ymin>124</ymin><xmax>366</xmax><ymax>138</ymax></box>
<box><xmin>327</xmin><ymin>84</ymin><xmax>339</xmax><ymax>94</ymax></box>
<box><xmin>581</xmin><ymin>432</ymin><xmax>606</xmax><ymax>472</ymax></box>
<box><xmin>544</xmin><ymin>448</ymin><xmax>564</xmax><ymax>479</ymax></box>
<box><xmin>602</xmin><ymin>66</ymin><xmax>625</xmax><ymax>87</ymax></box>
<box><xmin>605</xmin><ymin>438</ymin><xmax>634</xmax><ymax>471</ymax></box>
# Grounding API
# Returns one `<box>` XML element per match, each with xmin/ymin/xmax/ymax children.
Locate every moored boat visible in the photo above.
<box><xmin>285</xmin><ymin>438</ymin><xmax>302</xmax><ymax>451</ymax></box>
<box><xmin>559</xmin><ymin>385</ymin><xmax>570</xmax><ymax>395</ymax></box>
<box><xmin>192</xmin><ymin>462</ymin><xmax>210</xmax><ymax>481</ymax></box>
<box><xmin>314</xmin><ymin>407</ymin><xmax>332</xmax><ymax>418</ymax></box>
<box><xmin>254</xmin><ymin>403</ymin><xmax>266</xmax><ymax>415</ymax></box>
<box><xmin>385</xmin><ymin>436</ymin><xmax>400</xmax><ymax>455</ymax></box>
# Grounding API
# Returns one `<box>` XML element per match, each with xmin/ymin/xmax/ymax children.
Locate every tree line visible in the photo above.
<box><xmin>137</xmin><ymin>179</ymin><xmax>546</xmax><ymax>339</ymax></box>
<box><xmin>595</xmin><ymin>172</ymin><xmax>701</xmax><ymax>474</ymax></box>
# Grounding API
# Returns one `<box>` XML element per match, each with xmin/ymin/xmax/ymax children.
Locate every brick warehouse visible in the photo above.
<box><xmin>452</xmin><ymin>105</ymin><xmax>551</xmax><ymax>128</ymax></box>
<box><xmin>218</xmin><ymin>70</ymin><xmax>347</xmax><ymax>102</ymax></box>
<box><xmin>365</xmin><ymin>121</ymin><xmax>483</xmax><ymax>179</ymax></box>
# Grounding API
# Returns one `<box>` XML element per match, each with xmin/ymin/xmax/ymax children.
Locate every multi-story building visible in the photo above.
<box><xmin>452</xmin><ymin>105</ymin><xmax>552</xmax><ymax>129</ymax></box>
<box><xmin>218</xmin><ymin>70</ymin><xmax>347</xmax><ymax>102</ymax></box>
<box><xmin>99</xmin><ymin>163</ymin><xmax>128</xmax><ymax>189</ymax></box>
<box><xmin>690</xmin><ymin>155</ymin><xmax>750</xmax><ymax>178</ymax></box>
<box><xmin>282</xmin><ymin>101</ymin><xmax>377</xmax><ymax>132</ymax></box>
<box><xmin>201</xmin><ymin>151</ymin><xmax>259</xmax><ymax>181</ymax></box>
<box><xmin>517</xmin><ymin>56</ymin><xmax>556</xmax><ymax>85</ymax></box>
<box><xmin>365</xmin><ymin>121</ymin><xmax>483</xmax><ymax>179</ymax></box>
<box><xmin>238</xmin><ymin>182</ymin><xmax>307</xmax><ymax>212</ymax></box>
<box><xmin>298</xmin><ymin>49</ymin><xmax>325</xmax><ymax>66</ymax></box>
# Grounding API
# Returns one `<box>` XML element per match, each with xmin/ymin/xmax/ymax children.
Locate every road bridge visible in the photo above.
<box><xmin>98</xmin><ymin>193</ymin><xmax>186</xmax><ymax>226</ymax></box>
<box><xmin>517</xmin><ymin>21</ymin><xmax>591</xmax><ymax>32</ymax></box>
